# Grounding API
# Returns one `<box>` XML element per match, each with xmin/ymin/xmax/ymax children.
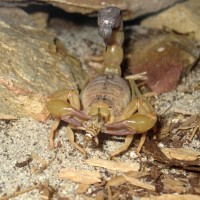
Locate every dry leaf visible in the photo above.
<box><xmin>161</xmin><ymin>148</ymin><xmax>200</xmax><ymax>161</ymax></box>
<box><xmin>59</xmin><ymin>169</ymin><xmax>101</xmax><ymax>184</ymax></box>
<box><xmin>123</xmin><ymin>175</ymin><xmax>155</xmax><ymax>191</ymax></box>
<box><xmin>85</xmin><ymin>158</ymin><xmax>140</xmax><ymax>172</ymax></box>
<box><xmin>141</xmin><ymin>194</ymin><xmax>200</xmax><ymax>200</ymax></box>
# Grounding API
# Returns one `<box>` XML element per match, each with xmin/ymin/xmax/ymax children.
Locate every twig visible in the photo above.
<box><xmin>0</xmin><ymin>184</ymin><xmax>39</xmax><ymax>200</ymax></box>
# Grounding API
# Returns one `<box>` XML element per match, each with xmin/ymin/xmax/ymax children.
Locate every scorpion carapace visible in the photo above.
<box><xmin>47</xmin><ymin>6</ymin><xmax>157</xmax><ymax>157</ymax></box>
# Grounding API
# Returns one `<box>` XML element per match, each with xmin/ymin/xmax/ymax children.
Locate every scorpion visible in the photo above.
<box><xmin>47</xmin><ymin>6</ymin><xmax>157</xmax><ymax>157</ymax></box>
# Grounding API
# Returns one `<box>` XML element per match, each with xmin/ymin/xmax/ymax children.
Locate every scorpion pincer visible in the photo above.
<box><xmin>47</xmin><ymin>6</ymin><xmax>157</xmax><ymax>157</ymax></box>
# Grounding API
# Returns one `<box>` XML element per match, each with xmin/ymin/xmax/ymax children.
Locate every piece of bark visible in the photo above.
<box><xmin>59</xmin><ymin>169</ymin><xmax>102</xmax><ymax>184</ymax></box>
<box><xmin>161</xmin><ymin>148</ymin><xmax>200</xmax><ymax>161</ymax></box>
<box><xmin>141</xmin><ymin>194</ymin><xmax>200</xmax><ymax>200</ymax></box>
<box><xmin>107</xmin><ymin>171</ymin><xmax>149</xmax><ymax>187</ymax></box>
<box><xmin>123</xmin><ymin>175</ymin><xmax>155</xmax><ymax>191</ymax></box>
<box><xmin>162</xmin><ymin>177</ymin><xmax>188</xmax><ymax>193</ymax></box>
<box><xmin>85</xmin><ymin>158</ymin><xmax>140</xmax><ymax>172</ymax></box>
<box><xmin>0</xmin><ymin>7</ymin><xmax>85</xmax><ymax>121</ymax></box>
<box><xmin>0</xmin><ymin>114</ymin><xmax>18</xmax><ymax>120</ymax></box>
<box><xmin>76</xmin><ymin>183</ymin><xmax>90</xmax><ymax>194</ymax></box>
<box><xmin>143</xmin><ymin>137</ymin><xmax>200</xmax><ymax>172</ymax></box>
<box><xmin>127</xmin><ymin>28</ymin><xmax>199</xmax><ymax>93</ymax></box>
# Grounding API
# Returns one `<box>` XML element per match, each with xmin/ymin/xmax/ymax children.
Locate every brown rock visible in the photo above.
<box><xmin>141</xmin><ymin>0</ymin><xmax>200</xmax><ymax>41</ymax></box>
<box><xmin>127</xmin><ymin>28</ymin><xmax>199</xmax><ymax>93</ymax></box>
<box><xmin>0</xmin><ymin>8</ymin><xmax>85</xmax><ymax>121</ymax></box>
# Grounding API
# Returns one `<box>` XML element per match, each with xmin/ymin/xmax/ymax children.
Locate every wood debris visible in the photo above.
<box><xmin>30</xmin><ymin>152</ymin><xmax>48</xmax><ymax>174</ymax></box>
<box><xmin>96</xmin><ymin>191</ymin><xmax>105</xmax><ymax>200</ymax></box>
<box><xmin>107</xmin><ymin>171</ymin><xmax>149</xmax><ymax>187</ymax></box>
<box><xmin>59</xmin><ymin>169</ymin><xmax>102</xmax><ymax>184</ymax></box>
<box><xmin>15</xmin><ymin>156</ymin><xmax>33</xmax><ymax>168</ymax></box>
<box><xmin>0</xmin><ymin>114</ymin><xmax>18</xmax><ymax>120</ymax></box>
<box><xmin>141</xmin><ymin>194</ymin><xmax>200</xmax><ymax>200</ymax></box>
<box><xmin>0</xmin><ymin>182</ymin><xmax>54</xmax><ymax>200</ymax></box>
<box><xmin>178</xmin><ymin>114</ymin><xmax>200</xmax><ymax>141</ymax></box>
<box><xmin>76</xmin><ymin>184</ymin><xmax>90</xmax><ymax>194</ymax></box>
<box><xmin>162</xmin><ymin>177</ymin><xmax>188</xmax><ymax>193</ymax></box>
<box><xmin>123</xmin><ymin>175</ymin><xmax>155</xmax><ymax>191</ymax></box>
<box><xmin>107</xmin><ymin>176</ymin><xmax>125</xmax><ymax>187</ymax></box>
<box><xmin>143</xmin><ymin>137</ymin><xmax>200</xmax><ymax>171</ymax></box>
<box><xmin>85</xmin><ymin>158</ymin><xmax>140</xmax><ymax>172</ymax></box>
<box><xmin>161</xmin><ymin>148</ymin><xmax>200</xmax><ymax>161</ymax></box>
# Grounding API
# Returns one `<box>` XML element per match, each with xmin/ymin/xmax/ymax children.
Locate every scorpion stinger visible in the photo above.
<box><xmin>47</xmin><ymin>6</ymin><xmax>157</xmax><ymax>157</ymax></box>
<box><xmin>98</xmin><ymin>6</ymin><xmax>122</xmax><ymax>45</ymax></box>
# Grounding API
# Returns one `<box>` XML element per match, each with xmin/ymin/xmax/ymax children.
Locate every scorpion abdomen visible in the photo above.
<box><xmin>81</xmin><ymin>74</ymin><xmax>131</xmax><ymax>116</ymax></box>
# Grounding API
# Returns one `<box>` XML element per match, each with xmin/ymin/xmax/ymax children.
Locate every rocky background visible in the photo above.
<box><xmin>0</xmin><ymin>0</ymin><xmax>200</xmax><ymax>199</ymax></box>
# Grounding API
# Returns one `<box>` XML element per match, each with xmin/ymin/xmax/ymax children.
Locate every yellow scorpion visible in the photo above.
<box><xmin>47</xmin><ymin>6</ymin><xmax>157</xmax><ymax>157</ymax></box>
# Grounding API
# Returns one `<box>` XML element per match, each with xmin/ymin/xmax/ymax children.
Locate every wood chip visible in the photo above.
<box><xmin>81</xmin><ymin>195</ymin><xmax>95</xmax><ymax>200</ymax></box>
<box><xmin>0</xmin><ymin>114</ymin><xmax>18</xmax><ymax>120</ymax></box>
<box><xmin>161</xmin><ymin>148</ymin><xmax>200</xmax><ymax>161</ymax></box>
<box><xmin>31</xmin><ymin>152</ymin><xmax>47</xmax><ymax>165</ymax></box>
<box><xmin>162</xmin><ymin>177</ymin><xmax>187</xmax><ymax>193</ymax></box>
<box><xmin>107</xmin><ymin>175</ymin><xmax>126</xmax><ymax>187</ymax></box>
<box><xmin>123</xmin><ymin>175</ymin><xmax>155</xmax><ymax>191</ymax></box>
<box><xmin>96</xmin><ymin>191</ymin><xmax>105</xmax><ymax>200</ymax></box>
<box><xmin>76</xmin><ymin>183</ymin><xmax>90</xmax><ymax>194</ymax></box>
<box><xmin>141</xmin><ymin>194</ymin><xmax>200</xmax><ymax>200</ymax></box>
<box><xmin>107</xmin><ymin>171</ymin><xmax>149</xmax><ymax>187</ymax></box>
<box><xmin>58</xmin><ymin>169</ymin><xmax>101</xmax><ymax>184</ymax></box>
<box><xmin>85</xmin><ymin>158</ymin><xmax>140</xmax><ymax>172</ymax></box>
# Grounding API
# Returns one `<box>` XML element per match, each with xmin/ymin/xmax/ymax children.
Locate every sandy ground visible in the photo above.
<box><xmin>0</xmin><ymin>17</ymin><xmax>200</xmax><ymax>200</ymax></box>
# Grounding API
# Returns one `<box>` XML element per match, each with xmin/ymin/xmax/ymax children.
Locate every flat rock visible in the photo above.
<box><xmin>0</xmin><ymin>8</ymin><xmax>85</xmax><ymax>121</ymax></box>
<box><xmin>141</xmin><ymin>0</ymin><xmax>200</xmax><ymax>41</ymax></box>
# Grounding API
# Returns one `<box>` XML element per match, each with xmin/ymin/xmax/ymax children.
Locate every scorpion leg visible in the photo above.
<box><xmin>113</xmin><ymin>80</ymin><xmax>156</xmax><ymax>132</ymax></box>
<box><xmin>109</xmin><ymin>135</ymin><xmax>134</xmax><ymax>159</ymax></box>
<box><xmin>49</xmin><ymin>119</ymin><xmax>60</xmax><ymax>149</ymax></box>
<box><xmin>106</xmin><ymin>80</ymin><xmax>157</xmax><ymax>155</ymax></box>
<box><xmin>47</xmin><ymin>89</ymin><xmax>89</xmax><ymax>149</ymax></box>
<box><xmin>66</xmin><ymin>126</ymin><xmax>87</xmax><ymax>157</ymax></box>
<box><xmin>136</xmin><ymin>132</ymin><xmax>147</xmax><ymax>155</ymax></box>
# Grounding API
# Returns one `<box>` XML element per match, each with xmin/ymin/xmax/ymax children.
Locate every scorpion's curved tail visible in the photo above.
<box><xmin>98</xmin><ymin>6</ymin><xmax>124</xmax><ymax>76</ymax></box>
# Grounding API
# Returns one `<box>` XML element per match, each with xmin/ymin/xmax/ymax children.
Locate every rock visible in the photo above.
<box><xmin>127</xmin><ymin>27</ymin><xmax>199</xmax><ymax>94</ymax></box>
<box><xmin>0</xmin><ymin>8</ymin><xmax>85</xmax><ymax>121</ymax></box>
<box><xmin>141</xmin><ymin>0</ymin><xmax>200</xmax><ymax>41</ymax></box>
<box><xmin>0</xmin><ymin>0</ymin><xmax>183</xmax><ymax>20</ymax></box>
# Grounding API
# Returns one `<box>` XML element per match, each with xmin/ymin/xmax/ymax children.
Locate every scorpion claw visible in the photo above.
<box><xmin>61</xmin><ymin>116</ymin><xmax>82</xmax><ymax>127</ymax></box>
